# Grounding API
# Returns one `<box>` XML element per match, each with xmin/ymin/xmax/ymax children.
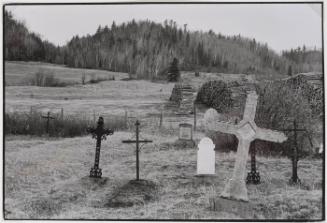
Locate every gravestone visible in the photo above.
<box><xmin>179</xmin><ymin>123</ymin><xmax>193</xmax><ymax>140</ymax></box>
<box><xmin>204</xmin><ymin>91</ymin><xmax>288</xmax><ymax>201</ymax></box>
<box><xmin>174</xmin><ymin>123</ymin><xmax>195</xmax><ymax>147</ymax></box>
<box><xmin>197</xmin><ymin>137</ymin><xmax>215</xmax><ymax>175</ymax></box>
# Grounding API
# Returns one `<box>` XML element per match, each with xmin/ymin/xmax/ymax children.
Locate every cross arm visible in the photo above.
<box><xmin>205</xmin><ymin>121</ymin><xmax>238</xmax><ymax>135</ymax></box>
<box><xmin>255</xmin><ymin>128</ymin><xmax>288</xmax><ymax>143</ymax></box>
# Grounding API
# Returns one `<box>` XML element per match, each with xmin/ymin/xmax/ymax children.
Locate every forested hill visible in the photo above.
<box><xmin>4</xmin><ymin>10</ymin><xmax>322</xmax><ymax>79</ymax></box>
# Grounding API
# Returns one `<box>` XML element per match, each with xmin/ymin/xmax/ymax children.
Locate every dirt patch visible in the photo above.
<box><xmin>103</xmin><ymin>179</ymin><xmax>158</xmax><ymax>208</ymax></box>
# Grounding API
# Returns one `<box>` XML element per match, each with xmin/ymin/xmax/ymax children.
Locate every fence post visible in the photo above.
<box><xmin>93</xmin><ymin>110</ymin><xmax>96</xmax><ymax>123</ymax></box>
<box><xmin>30</xmin><ymin>106</ymin><xmax>34</xmax><ymax>116</ymax></box>
<box><xmin>124</xmin><ymin>110</ymin><xmax>128</xmax><ymax>129</ymax></box>
<box><xmin>159</xmin><ymin>111</ymin><xmax>163</xmax><ymax>128</ymax></box>
<box><xmin>61</xmin><ymin>108</ymin><xmax>64</xmax><ymax>120</ymax></box>
<box><xmin>193</xmin><ymin>105</ymin><xmax>196</xmax><ymax>130</ymax></box>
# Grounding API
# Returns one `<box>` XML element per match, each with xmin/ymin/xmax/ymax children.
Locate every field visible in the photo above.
<box><xmin>4</xmin><ymin>61</ymin><xmax>324</xmax><ymax>220</ymax></box>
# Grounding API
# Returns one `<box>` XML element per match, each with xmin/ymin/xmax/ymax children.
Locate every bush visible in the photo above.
<box><xmin>167</xmin><ymin>58</ymin><xmax>180</xmax><ymax>82</ymax></box>
<box><xmin>196</xmin><ymin>80</ymin><xmax>233</xmax><ymax>113</ymax></box>
<box><xmin>255</xmin><ymin>81</ymin><xmax>315</xmax><ymax>157</ymax></box>
<box><xmin>88</xmin><ymin>74</ymin><xmax>114</xmax><ymax>84</ymax></box>
<box><xmin>5</xmin><ymin>111</ymin><xmax>127</xmax><ymax>137</ymax></box>
<box><xmin>30</xmin><ymin>69</ymin><xmax>67</xmax><ymax>87</ymax></box>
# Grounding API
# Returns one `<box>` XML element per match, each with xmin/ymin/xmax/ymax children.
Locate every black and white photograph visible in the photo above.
<box><xmin>3</xmin><ymin>1</ymin><xmax>324</xmax><ymax>220</ymax></box>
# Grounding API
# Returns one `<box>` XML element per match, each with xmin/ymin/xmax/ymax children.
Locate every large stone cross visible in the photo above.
<box><xmin>204</xmin><ymin>91</ymin><xmax>287</xmax><ymax>201</ymax></box>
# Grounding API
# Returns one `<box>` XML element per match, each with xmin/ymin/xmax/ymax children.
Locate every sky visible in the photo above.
<box><xmin>6</xmin><ymin>3</ymin><xmax>322</xmax><ymax>53</ymax></box>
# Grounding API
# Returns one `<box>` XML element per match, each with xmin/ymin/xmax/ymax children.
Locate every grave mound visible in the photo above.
<box><xmin>105</xmin><ymin>179</ymin><xmax>158</xmax><ymax>208</ymax></box>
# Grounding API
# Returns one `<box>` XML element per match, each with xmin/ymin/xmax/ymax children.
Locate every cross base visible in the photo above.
<box><xmin>220</xmin><ymin>178</ymin><xmax>248</xmax><ymax>202</ymax></box>
<box><xmin>246</xmin><ymin>170</ymin><xmax>261</xmax><ymax>184</ymax></box>
<box><xmin>288</xmin><ymin>177</ymin><xmax>301</xmax><ymax>185</ymax></box>
<box><xmin>90</xmin><ymin>167</ymin><xmax>102</xmax><ymax>178</ymax></box>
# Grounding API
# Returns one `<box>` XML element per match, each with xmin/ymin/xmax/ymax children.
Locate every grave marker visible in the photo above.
<box><xmin>122</xmin><ymin>120</ymin><xmax>153</xmax><ymax>181</ymax></box>
<box><xmin>42</xmin><ymin>111</ymin><xmax>55</xmax><ymax>134</ymax></box>
<box><xmin>87</xmin><ymin>117</ymin><xmax>114</xmax><ymax>178</ymax></box>
<box><xmin>246</xmin><ymin>141</ymin><xmax>260</xmax><ymax>184</ymax></box>
<box><xmin>197</xmin><ymin>137</ymin><xmax>215</xmax><ymax>175</ymax></box>
<box><xmin>204</xmin><ymin>91</ymin><xmax>287</xmax><ymax>201</ymax></box>
<box><xmin>179</xmin><ymin>123</ymin><xmax>193</xmax><ymax>141</ymax></box>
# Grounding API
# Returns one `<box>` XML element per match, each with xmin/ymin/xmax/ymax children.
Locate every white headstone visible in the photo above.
<box><xmin>197</xmin><ymin>137</ymin><xmax>215</xmax><ymax>175</ymax></box>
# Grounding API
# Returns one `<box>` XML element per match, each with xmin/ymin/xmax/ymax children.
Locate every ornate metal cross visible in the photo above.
<box><xmin>122</xmin><ymin>120</ymin><xmax>152</xmax><ymax>181</ymax></box>
<box><xmin>42</xmin><ymin>111</ymin><xmax>55</xmax><ymax>134</ymax></box>
<box><xmin>246</xmin><ymin>141</ymin><xmax>260</xmax><ymax>184</ymax></box>
<box><xmin>87</xmin><ymin>117</ymin><xmax>114</xmax><ymax>178</ymax></box>
<box><xmin>204</xmin><ymin>91</ymin><xmax>288</xmax><ymax>201</ymax></box>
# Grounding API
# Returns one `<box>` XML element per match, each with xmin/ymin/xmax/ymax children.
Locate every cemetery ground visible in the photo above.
<box><xmin>4</xmin><ymin>61</ymin><xmax>323</xmax><ymax>220</ymax></box>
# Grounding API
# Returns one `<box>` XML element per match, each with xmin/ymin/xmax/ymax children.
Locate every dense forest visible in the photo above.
<box><xmin>4</xmin><ymin>10</ymin><xmax>323</xmax><ymax>79</ymax></box>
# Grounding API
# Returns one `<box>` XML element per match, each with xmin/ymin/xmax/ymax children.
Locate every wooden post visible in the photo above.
<box><xmin>124</xmin><ymin>110</ymin><xmax>128</xmax><ymax>129</ymax></box>
<box><xmin>61</xmin><ymin>108</ymin><xmax>64</xmax><ymax>120</ymax></box>
<box><xmin>193</xmin><ymin>105</ymin><xmax>196</xmax><ymax>130</ymax></box>
<box><xmin>93</xmin><ymin>110</ymin><xmax>96</xmax><ymax>123</ymax></box>
<box><xmin>159</xmin><ymin>111</ymin><xmax>163</xmax><ymax>128</ymax></box>
<box><xmin>291</xmin><ymin>120</ymin><xmax>299</xmax><ymax>183</ymax></box>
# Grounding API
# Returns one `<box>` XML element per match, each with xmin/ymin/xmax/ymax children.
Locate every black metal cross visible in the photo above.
<box><xmin>246</xmin><ymin>141</ymin><xmax>261</xmax><ymax>184</ymax></box>
<box><xmin>87</xmin><ymin>117</ymin><xmax>114</xmax><ymax>178</ymax></box>
<box><xmin>280</xmin><ymin>120</ymin><xmax>308</xmax><ymax>184</ymax></box>
<box><xmin>122</xmin><ymin>120</ymin><xmax>152</xmax><ymax>181</ymax></box>
<box><xmin>42</xmin><ymin>111</ymin><xmax>55</xmax><ymax>134</ymax></box>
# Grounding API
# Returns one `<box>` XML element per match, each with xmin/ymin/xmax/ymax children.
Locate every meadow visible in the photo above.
<box><xmin>4</xmin><ymin>61</ymin><xmax>323</xmax><ymax>220</ymax></box>
<box><xmin>4</xmin><ymin>132</ymin><xmax>323</xmax><ymax>219</ymax></box>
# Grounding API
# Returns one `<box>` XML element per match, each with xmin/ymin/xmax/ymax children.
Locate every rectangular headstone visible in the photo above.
<box><xmin>179</xmin><ymin>123</ymin><xmax>193</xmax><ymax>140</ymax></box>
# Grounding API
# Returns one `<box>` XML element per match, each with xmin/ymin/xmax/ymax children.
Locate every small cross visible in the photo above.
<box><xmin>280</xmin><ymin>120</ymin><xmax>308</xmax><ymax>184</ymax></box>
<box><xmin>122</xmin><ymin>120</ymin><xmax>152</xmax><ymax>181</ymax></box>
<box><xmin>204</xmin><ymin>91</ymin><xmax>288</xmax><ymax>201</ymax></box>
<box><xmin>41</xmin><ymin>111</ymin><xmax>55</xmax><ymax>134</ymax></box>
<box><xmin>246</xmin><ymin>141</ymin><xmax>260</xmax><ymax>184</ymax></box>
<box><xmin>87</xmin><ymin>117</ymin><xmax>114</xmax><ymax>178</ymax></box>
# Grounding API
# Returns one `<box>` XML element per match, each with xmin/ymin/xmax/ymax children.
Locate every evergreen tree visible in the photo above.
<box><xmin>288</xmin><ymin>65</ymin><xmax>293</xmax><ymax>76</ymax></box>
<box><xmin>167</xmin><ymin>58</ymin><xmax>180</xmax><ymax>82</ymax></box>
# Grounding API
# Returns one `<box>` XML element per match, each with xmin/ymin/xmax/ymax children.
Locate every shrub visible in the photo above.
<box><xmin>196</xmin><ymin>80</ymin><xmax>233</xmax><ymax>113</ymax></box>
<box><xmin>88</xmin><ymin>74</ymin><xmax>114</xmax><ymax>84</ymax></box>
<box><xmin>5</xmin><ymin>111</ymin><xmax>127</xmax><ymax>137</ymax></box>
<box><xmin>255</xmin><ymin>81</ymin><xmax>315</xmax><ymax>157</ymax></box>
<box><xmin>30</xmin><ymin>69</ymin><xmax>67</xmax><ymax>87</ymax></box>
<box><xmin>167</xmin><ymin>58</ymin><xmax>180</xmax><ymax>82</ymax></box>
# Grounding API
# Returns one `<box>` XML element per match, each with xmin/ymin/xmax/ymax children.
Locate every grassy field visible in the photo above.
<box><xmin>4</xmin><ymin>132</ymin><xmax>323</xmax><ymax>220</ymax></box>
<box><xmin>4</xmin><ymin>61</ymin><xmax>323</xmax><ymax>220</ymax></box>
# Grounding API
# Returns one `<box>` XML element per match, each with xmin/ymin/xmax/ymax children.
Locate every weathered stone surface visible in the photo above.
<box><xmin>197</xmin><ymin>137</ymin><xmax>215</xmax><ymax>175</ymax></box>
<box><xmin>203</xmin><ymin>91</ymin><xmax>287</xmax><ymax>201</ymax></box>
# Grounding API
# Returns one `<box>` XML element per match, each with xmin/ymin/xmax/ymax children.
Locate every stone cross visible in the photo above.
<box><xmin>87</xmin><ymin>117</ymin><xmax>114</xmax><ymax>178</ymax></box>
<box><xmin>204</xmin><ymin>91</ymin><xmax>287</xmax><ymax>201</ymax></box>
<box><xmin>122</xmin><ymin>120</ymin><xmax>152</xmax><ymax>181</ymax></box>
<box><xmin>197</xmin><ymin>137</ymin><xmax>215</xmax><ymax>175</ymax></box>
<box><xmin>41</xmin><ymin>111</ymin><xmax>55</xmax><ymax>134</ymax></box>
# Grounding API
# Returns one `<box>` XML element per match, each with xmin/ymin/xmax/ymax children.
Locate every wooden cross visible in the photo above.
<box><xmin>204</xmin><ymin>91</ymin><xmax>288</xmax><ymax>201</ymax></box>
<box><xmin>122</xmin><ymin>120</ymin><xmax>152</xmax><ymax>181</ymax></box>
<box><xmin>41</xmin><ymin>111</ymin><xmax>55</xmax><ymax>134</ymax></box>
<box><xmin>87</xmin><ymin>117</ymin><xmax>114</xmax><ymax>178</ymax></box>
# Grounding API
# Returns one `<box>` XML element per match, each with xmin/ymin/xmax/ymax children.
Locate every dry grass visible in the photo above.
<box><xmin>4</xmin><ymin>131</ymin><xmax>323</xmax><ymax>220</ymax></box>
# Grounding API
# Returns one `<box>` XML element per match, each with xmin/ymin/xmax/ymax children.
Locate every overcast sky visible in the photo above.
<box><xmin>6</xmin><ymin>3</ymin><xmax>322</xmax><ymax>53</ymax></box>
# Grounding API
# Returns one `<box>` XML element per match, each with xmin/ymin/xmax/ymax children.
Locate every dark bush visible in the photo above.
<box><xmin>30</xmin><ymin>69</ymin><xmax>68</xmax><ymax>87</ymax></box>
<box><xmin>5</xmin><ymin>111</ymin><xmax>127</xmax><ymax>137</ymax></box>
<box><xmin>196</xmin><ymin>80</ymin><xmax>233</xmax><ymax>113</ymax></box>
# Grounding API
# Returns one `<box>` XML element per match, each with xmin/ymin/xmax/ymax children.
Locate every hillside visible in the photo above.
<box><xmin>4</xmin><ymin>10</ymin><xmax>322</xmax><ymax>80</ymax></box>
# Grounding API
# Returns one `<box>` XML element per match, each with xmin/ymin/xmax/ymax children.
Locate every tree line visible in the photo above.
<box><xmin>4</xmin><ymin>10</ymin><xmax>322</xmax><ymax>79</ymax></box>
